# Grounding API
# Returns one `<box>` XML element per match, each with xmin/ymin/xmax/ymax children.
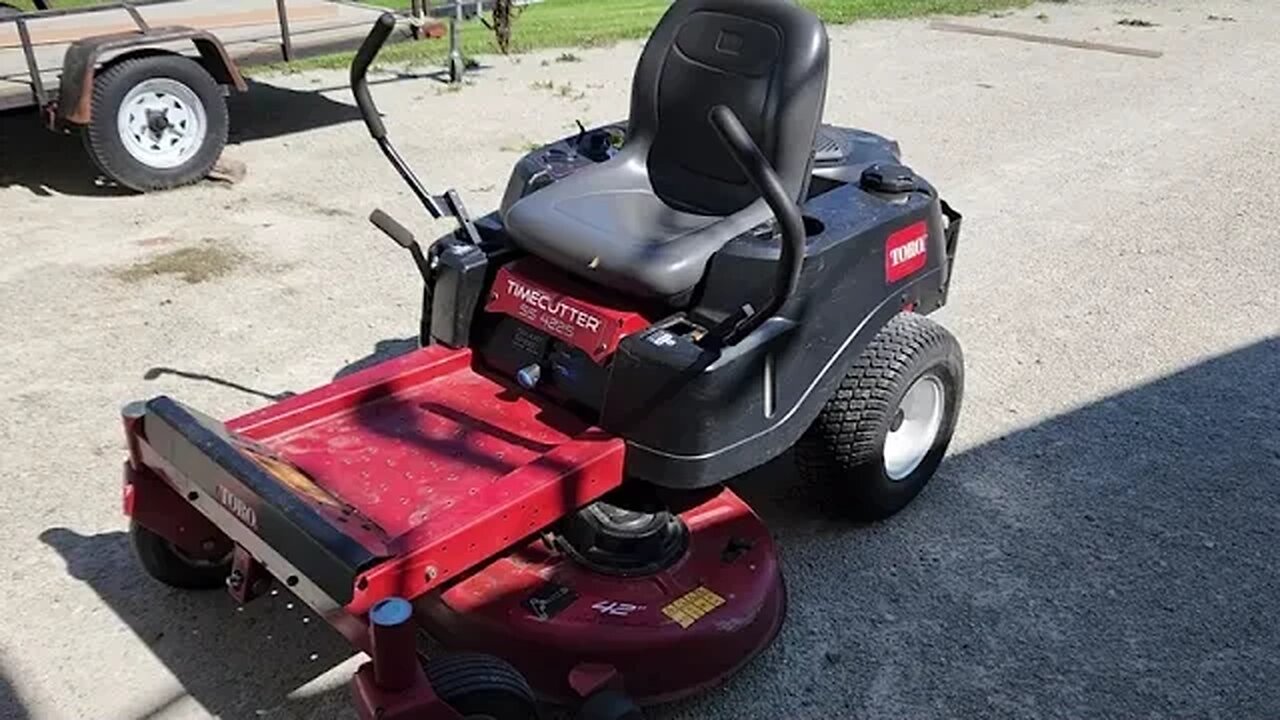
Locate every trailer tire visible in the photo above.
<box><xmin>83</xmin><ymin>54</ymin><xmax>228</xmax><ymax>192</ymax></box>
<box><xmin>795</xmin><ymin>313</ymin><xmax>964</xmax><ymax>520</ymax></box>
<box><xmin>424</xmin><ymin>653</ymin><xmax>537</xmax><ymax>720</ymax></box>
<box><xmin>130</xmin><ymin>520</ymin><xmax>232</xmax><ymax>590</ymax></box>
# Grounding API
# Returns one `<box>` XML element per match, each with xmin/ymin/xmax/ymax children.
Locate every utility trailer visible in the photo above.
<box><xmin>0</xmin><ymin>0</ymin><xmax>440</xmax><ymax>191</ymax></box>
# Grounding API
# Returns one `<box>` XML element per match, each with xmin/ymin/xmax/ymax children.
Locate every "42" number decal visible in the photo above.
<box><xmin>591</xmin><ymin>600</ymin><xmax>645</xmax><ymax>617</ymax></box>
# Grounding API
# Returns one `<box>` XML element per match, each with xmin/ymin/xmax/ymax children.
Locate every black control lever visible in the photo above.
<box><xmin>351</xmin><ymin>13</ymin><xmax>481</xmax><ymax>245</ymax></box>
<box><xmin>707</xmin><ymin>105</ymin><xmax>806</xmax><ymax>346</ymax></box>
<box><xmin>370</xmin><ymin>209</ymin><xmax>433</xmax><ymax>282</ymax></box>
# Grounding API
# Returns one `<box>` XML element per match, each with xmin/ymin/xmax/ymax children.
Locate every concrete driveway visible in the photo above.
<box><xmin>1</xmin><ymin>0</ymin><xmax>1276</xmax><ymax>717</ymax></box>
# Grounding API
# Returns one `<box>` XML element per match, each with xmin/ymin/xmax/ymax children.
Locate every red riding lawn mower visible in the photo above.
<box><xmin>120</xmin><ymin>1</ymin><xmax>965</xmax><ymax>717</ymax></box>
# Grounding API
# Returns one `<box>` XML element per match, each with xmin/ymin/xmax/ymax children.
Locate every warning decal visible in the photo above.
<box><xmin>662</xmin><ymin>586</ymin><xmax>726</xmax><ymax>629</ymax></box>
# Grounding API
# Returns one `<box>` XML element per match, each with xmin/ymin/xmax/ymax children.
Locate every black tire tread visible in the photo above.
<box><xmin>795</xmin><ymin>312</ymin><xmax>962</xmax><ymax>519</ymax></box>
<box><xmin>423</xmin><ymin>653</ymin><xmax>536</xmax><ymax>718</ymax></box>
<box><xmin>84</xmin><ymin>54</ymin><xmax>228</xmax><ymax>192</ymax></box>
<box><xmin>129</xmin><ymin>520</ymin><xmax>230</xmax><ymax>590</ymax></box>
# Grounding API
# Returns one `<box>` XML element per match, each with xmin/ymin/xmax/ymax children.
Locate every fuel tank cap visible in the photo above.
<box><xmin>860</xmin><ymin>163</ymin><xmax>917</xmax><ymax>194</ymax></box>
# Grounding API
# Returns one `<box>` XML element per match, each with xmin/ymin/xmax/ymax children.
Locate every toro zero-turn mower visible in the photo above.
<box><xmin>119</xmin><ymin>1</ymin><xmax>965</xmax><ymax>717</ymax></box>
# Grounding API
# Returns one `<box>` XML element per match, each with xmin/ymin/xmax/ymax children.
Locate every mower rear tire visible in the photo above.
<box><xmin>796</xmin><ymin>313</ymin><xmax>963</xmax><ymax>520</ymax></box>
<box><xmin>130</xmin><ymin>520</ymin><xmax>233</xmax><ymax>590</ymax></box>
<box><xmin>83</xmin><ymin>54</ymin><xmax>228</xmax><ymax>192</ymax></box>
<box><xmin>423</xmin><ymin>652</ymin><xmax>537</xmax><ymax>720</ymax></box>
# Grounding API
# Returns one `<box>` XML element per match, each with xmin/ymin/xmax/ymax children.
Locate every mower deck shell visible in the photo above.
<box><xmin>416</xmin><ymin>486</ymin><xmax>786</xmax><ymax>704</ymax></box>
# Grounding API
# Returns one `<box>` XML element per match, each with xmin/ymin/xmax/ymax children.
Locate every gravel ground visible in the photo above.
<box><xmin>1</xmin><ymin>0</ymin><xmax>1277</xmax><ymax>718</ymax></box>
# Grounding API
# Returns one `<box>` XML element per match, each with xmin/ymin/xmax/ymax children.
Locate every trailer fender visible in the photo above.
<box><xmin>57</xmin><ymin>26</ymin><xmax>246</xmax><ymax>127</ymax></box>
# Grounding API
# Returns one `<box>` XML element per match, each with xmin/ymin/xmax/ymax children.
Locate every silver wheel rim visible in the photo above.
<box><xmin>883</xmin><ymin>373</ymin><xmax>945</xmax><ymax>481</ymax></box>
<box><xmin>116</xmin><ymin>77</ymin><xmax>207</xmax><ymax>169</ymax></box>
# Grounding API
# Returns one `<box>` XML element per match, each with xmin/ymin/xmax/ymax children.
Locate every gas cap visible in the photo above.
<box><xmin>860</xmin><ymin>163</ymin><xmax>917</xmax><ymax>194</ymax></box>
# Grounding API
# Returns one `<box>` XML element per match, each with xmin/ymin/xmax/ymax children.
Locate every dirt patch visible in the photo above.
<box><xmin>113</xmin><ymin>240</ymin><xmax>248</xmax><ymax>284</ymax></box>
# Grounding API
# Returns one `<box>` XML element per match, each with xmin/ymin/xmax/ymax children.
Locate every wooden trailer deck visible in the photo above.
<box><xmin>0</xmin><ymin>0</ymin><xmax>412</xmax><ymax>112</ymax></box>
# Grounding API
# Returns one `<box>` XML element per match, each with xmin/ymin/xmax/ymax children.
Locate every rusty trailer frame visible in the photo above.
<box><xmin>0</xmin><ymin>0</ymin><xmax>438</xmax><ymax>125</ymax></box>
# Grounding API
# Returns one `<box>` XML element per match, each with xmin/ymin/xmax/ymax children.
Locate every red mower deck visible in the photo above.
<box><xmin>418</xmin><ymin>486</ymin><xmax>785</xmax><ymax>704</ymax></box>
<box><xmin>123</xmin><ymin>343</ymin><xmax>784</xmax><ymax>704</ymax></box>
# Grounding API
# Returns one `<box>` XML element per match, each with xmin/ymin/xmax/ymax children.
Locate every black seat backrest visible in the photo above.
<box><xmin>628</xmin><ymin>0</ymin><xmax>829</xmax><ymax>217</ymax></box>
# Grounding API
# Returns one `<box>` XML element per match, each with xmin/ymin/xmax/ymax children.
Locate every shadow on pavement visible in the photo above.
<box><xmin>38</xmin><ymin>336</ymin><xmax>1280</xmax><ymax>718</ymax></box>
<box><xmin>0</xmin><ymin>107</ymin><xmax>125</xmax><ymax>198</ymax></box>
<box><xmin>719</xmin><ymin>336</ymin><xmax>1280</xmax><ymax>719</ymax></box>
<box><xmin>0</xmin><ymin>662</ymin><xmax>31</xmax><ymax>720</ymax></box>
<box><xmin>143</xmin><ymin>365</ymin><xmax>297</xmax><ymax>402</ymax></box>
<box><xmin>334</xmin><ymin>336</ymin><xmax>419</xmax><ymax>379</ymax></box>
<box><xmin>38</xmin><ymin>527</ymin><xmax>352</xmax><ymax>719</ymax></box>
<box><xmin>0</xmin><ymin>77</ymin><xmax>372</xmax><ymax>197</ymax></box>
<box><xmin>226</xmin><ymin>77</ymin><xmax>363</xmax><ymax>145</ymax></box>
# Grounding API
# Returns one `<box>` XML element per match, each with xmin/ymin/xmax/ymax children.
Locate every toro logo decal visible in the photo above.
<box><xmin>885</xmin><ymin>221</ymin><xmax>929</xmax><ymax>283</ymax></box>
<box><xmin>216</xmin><ymin>485</ymin><xmax>258</xmax><ymax>530</ymax></box>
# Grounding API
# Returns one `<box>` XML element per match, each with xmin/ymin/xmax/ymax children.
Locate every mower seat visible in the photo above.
<box><xmin>502</xmin><ymin>0</ymin><xmax>829</xmax><ymax>301</ymax></box>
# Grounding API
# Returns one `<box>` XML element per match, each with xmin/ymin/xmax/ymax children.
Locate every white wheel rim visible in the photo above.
<box><xmin>116</xmin><ymin>77</ymin><xmax>207</xmax><ymax>169</ymax></box>
<box><xmin>883</xmin><ymin>374</ymin><xmax>946</xmax><ymax>481</ymax></box>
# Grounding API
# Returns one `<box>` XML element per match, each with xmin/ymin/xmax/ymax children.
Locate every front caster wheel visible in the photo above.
<box><xmin>130</xmin><ymin>520</ymin><xmax>233</xmax><ymax>589</ymax></box>
<box><xmin>796</xmin><ymin>313</ymin><xmax>964</xmax><ymax>520</ymax></box>
<box><xmin>578</xmin><ymin>689</ymin><xmax>644</xmax><ymax>720</ymax></box>
<box><xmin>83</xmin><ymin>54</ymin><xmax>229</xmax><ymax>192</ymax></box>
<box><xmin>424</xmin><ymin>653</ymin><xmax>537</xmax><ymax>720</ymax></box>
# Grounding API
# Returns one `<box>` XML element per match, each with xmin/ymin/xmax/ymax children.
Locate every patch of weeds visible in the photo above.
<box><xmin>114</xmin><ymin>241</ymin><xmax>247</xmax><ymax>285</ymax></box>
<box><xmin>557</xmin><ymin>83</ymin><xmax>586</xmax><ymax>101</ymax></box>
<box><xmin>989</xmin><ymin>10</ymin><xmax>1012</xmax><ymax>17</ymax></box>
<box><xmin>436</xmin><ymin>83</ymin><xmax>465</xmax><ymax>95</ymax></box>
<box><xmin>1035</xmin><ymin>12</ymin><xmax>1049</xmax><ymax>21</ymax></box>
<box><xmin>498</xmin><ymin>139</ymin><xmax>544</xmax><ymax>153</ymax></box>
<box><xmin>541</xmin><ymin>59</ymin><xmax>551</xmax><ymax>66</ymax></box>
<box><xmin>530</xmin><ymin>79</ymin><xmax>555</xmax><ymax>90</ymax></box>
<box><xmin>577</xmin><ymin>37</ymin><xmax>616</xmax><ymax>50</ymax></box>
<box><xmin>1117</xmin><ymin>18</ymin><xmax>1158</xmax><ymax>27</ymax></box>
<box><xmin>1207</xmin><ymin>14</ymin><xmax>1236</xmax><ymax>22</ymax></box>
<box><xmin>555</xmin><ymin>52</ymin><xmax>581</xmax><ymax>63</ymax></box>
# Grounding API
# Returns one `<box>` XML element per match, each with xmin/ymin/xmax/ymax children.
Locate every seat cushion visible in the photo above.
<box><xmin>503</xmin><ymin>155</ymin><xmax>770</xmax><ymax>299</ymax></box>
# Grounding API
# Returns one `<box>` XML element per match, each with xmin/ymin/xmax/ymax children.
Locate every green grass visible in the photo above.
<box><xmin>6</xmin><ymin>0</ymin><xmax>104</xmax><ymax>8</ymax></box>
<box><xmin>8</xmin><ymin>0</ymin><xmax>1032</xmax><ymax>70</ymax></box>
<box><xmin>287</xmin><ymin>0</ymin><xmax>1032</xmax><ymax>71</ymax></box>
